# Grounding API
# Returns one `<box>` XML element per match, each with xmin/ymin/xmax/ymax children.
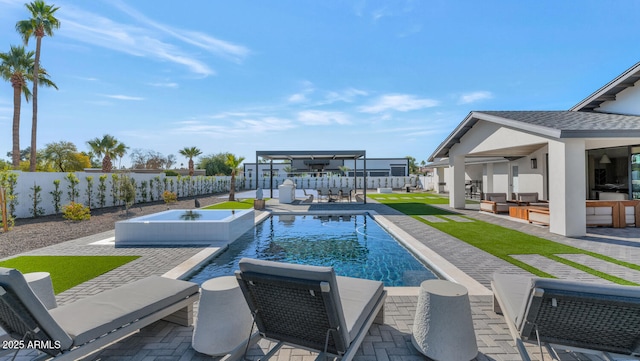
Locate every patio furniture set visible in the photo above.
<box><xmin>480</xmin><ymin>192</ymin><xmax>640</xmax><ymax>228</ymax></box>
<box><xmin>480</xmin><ymin>192</ymin><xmax>551</xmax><ymax>225</ymax></box>
<box><xmin>1</xmin><ymin>259</ymin><xmax>639</xmax><ymax>360</ymax></box>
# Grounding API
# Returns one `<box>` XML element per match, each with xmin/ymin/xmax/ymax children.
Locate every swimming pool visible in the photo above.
<box><xmin>187</xmin><ymin>213</ymin><xmax>439</xmax><ymax>287</ymax></box>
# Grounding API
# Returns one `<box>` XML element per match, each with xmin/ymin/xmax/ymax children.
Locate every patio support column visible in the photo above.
<box><xmin>485</xmin><ymin>163</ymin><xmax>494</xmax><ymax>195</ymax></box>
<box><xmin>548</xmin><ymin>139</ymin><xmax>586</xmax><ymax>237</ymax></box>
<box><xmin>436</xmin><ymin>167</ymin><xmax>445</xmax><ymax>194</ymax></box>
<box><xmin>450</xmin><ymin>155</ymin><xmax>466</xmax><ymax>209</ymax></box>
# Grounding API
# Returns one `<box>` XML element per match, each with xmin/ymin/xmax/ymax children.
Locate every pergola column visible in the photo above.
<box><xmin>548</xmin><ymin>139</ymin><xmax>586</xmax><ymax>237</ymax></box>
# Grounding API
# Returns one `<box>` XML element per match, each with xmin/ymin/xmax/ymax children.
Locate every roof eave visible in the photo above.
<box><xmin>570</xmin><ymin>61</ymin><xmax>640</xmax><ymax>112</ymax></box>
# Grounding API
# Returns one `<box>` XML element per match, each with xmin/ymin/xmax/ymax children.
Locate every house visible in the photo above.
<box><xmin>428</xmin><ymin>61</ymin><xmax>640</xmax><ymax>237</ymax></box>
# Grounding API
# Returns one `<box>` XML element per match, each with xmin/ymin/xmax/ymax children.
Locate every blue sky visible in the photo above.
<box><xmin>1</xmin><ymin>0</ymin><xmax>639</xmax><ymax>168</ymax></box>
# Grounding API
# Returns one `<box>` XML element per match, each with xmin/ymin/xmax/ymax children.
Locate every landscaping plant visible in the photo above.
<box><xmin>97</xmin><ymin>174</ymin><xmax>107</xmax><ymax>208</ymax></box>
<box><xmin>29</xmin><ymin>182</ymin><xmax>44</xmax><ymax>217</ymax></box>
<box><xmin>65</xmin><ymin>172</ymin><xmax>79</xmax><ymax>203</ymax></box>
<box><xmin>62</xmin><ymin>202</ymin><xmax>90</xmax><ymax>221</ymax></box>
<box><xmin>163</xmin><ymin>190</ymin><xmax>177</xmax><ymax>204</ymax></box>
<box><xmin>85</xmin><ymin>176</ymin><xmax>94</xmax><ymax>209</ymax></box>
<box><xmin>50</xmin><ymin>179</ymin><xmax>62</xmax><ymax>214</ymax></box>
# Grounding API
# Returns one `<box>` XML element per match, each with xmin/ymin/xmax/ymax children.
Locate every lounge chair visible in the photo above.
<box><xmin>492</xmin><ymin>273</ymin><xmax>640</xmax><ymax>361</ymax></box>
<box><xmin>0</xmin><ymin>267</ymin><xmax>199</xmax><ymax>361</ymax></box>
<box><xmin>235</xmin><ymin>258</ymin><xmax>386</xmax><ymax>361</ymax></box>
<box><xmin>480</xmin><ymin>193</ymin><xmax>513</xmax><ymax>213</ymax></box>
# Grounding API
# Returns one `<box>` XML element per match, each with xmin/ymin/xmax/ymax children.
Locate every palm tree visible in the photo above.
<box><xmin>225</xmin><ymin>154</ymin><xmax>245</xmax><ymax>201</ymax></box>
<box><xmin>16</xmin><ymin>0</ymin><xmax>61</xmax><ymax>172</ymax></box>
<box><xmin>178</xmin><ymin>147</ymin><xmax>202</xmax><ymax>176</ymax></box>
<box><xmin>87</xmin><ymin>134</ymin><xmax>127</xmax><ymax>172</ymax></box>
<box><xmin>0</xmin><ymin>45</ymin><xmax>57</xmax><ymax>169</ymax></box>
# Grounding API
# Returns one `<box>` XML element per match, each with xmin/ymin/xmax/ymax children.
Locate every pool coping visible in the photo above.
<box><xmin>163</xmin><ymin>209</ymin><xmax>492</xmax><ymax>296</ymax></box>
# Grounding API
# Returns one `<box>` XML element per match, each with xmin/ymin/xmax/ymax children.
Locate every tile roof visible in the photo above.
<box><xmin>428</xmin><ymin>110</ymin><xmax>640</xmax><ymax>160</ymax></box>
<box><xmin>478</xmin><ymin>110</ymin><xmax>640</xmax><ymax>132</ymax></box>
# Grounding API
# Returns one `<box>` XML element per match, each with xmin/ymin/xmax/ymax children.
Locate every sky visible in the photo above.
<box><xmin>1</xmin><ymin>0</ymin><xmax>640</xmax><ymax>168</ymax></box>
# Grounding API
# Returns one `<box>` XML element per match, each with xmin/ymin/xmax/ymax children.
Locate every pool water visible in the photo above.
<box><xmin>188</xmin><ymin>214</ymin><xmax>438</xmax><ymax>287</ymax></box>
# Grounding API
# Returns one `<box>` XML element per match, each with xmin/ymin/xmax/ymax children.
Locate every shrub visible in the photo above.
<box><xmin>62</xmin><ymin>202</ymin><xmax>91</xmax><ymax>221</ymax></box>
<box><xmin>164</xmin><ymin>170</ymin><xmax>179</xmax><ymax>177</ymax></box>
<box><xmin>163</xmin><ymin>190</ymin><xmax>177</xmax><ymax>204</ymax></box>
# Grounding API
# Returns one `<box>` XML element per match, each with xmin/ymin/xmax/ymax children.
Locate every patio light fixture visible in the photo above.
<box><xmin>530</xmin><ymin>158</ymin><xmax>538</xmax><ymax>169</ymax></box>
<box><xmin>599</xmin><ymin>154</ymin><xmax>612</xmax><ymax>164</ymax></box>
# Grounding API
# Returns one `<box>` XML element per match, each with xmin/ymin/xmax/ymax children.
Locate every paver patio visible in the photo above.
<box><xmin>2</xmin><ymin>194</ymin><xmax>639</xmax><ymax>361</ymax></box>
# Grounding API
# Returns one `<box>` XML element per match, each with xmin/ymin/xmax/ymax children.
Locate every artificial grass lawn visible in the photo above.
<box><xmin>203</xmin><ymin>198</ymin><xmax>268</xmax><ymax>210</ymax></box>
<box><xmin>370</xmin><ymin>193</ymin><xmax>640</xmax><ymax>285</ymax></box>
<box><xmin>0</xmin><ymin>255</ymin><xmax>140</xmax><ymax>294</ymax></box>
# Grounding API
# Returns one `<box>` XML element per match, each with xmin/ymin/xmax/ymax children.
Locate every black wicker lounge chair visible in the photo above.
<box><xmin>492</xmin><ymin>273</ymin><xmax>640</xmax><ymax>361</ymax></box>
<box><xmin>0</xmin><ymin>268</ymin><xmax>199</xmax><ymax>361</ymax></box>
<box><xmin>235</xmin><ymin>258</ymin><xmax>386</xmax><ymax>361</ymax></box>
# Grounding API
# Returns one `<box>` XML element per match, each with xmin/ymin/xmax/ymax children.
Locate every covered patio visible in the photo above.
<box><xmin>429</xmin><ymin>110</ymin><xmax>640</xmax><ymax>237</ymax></box>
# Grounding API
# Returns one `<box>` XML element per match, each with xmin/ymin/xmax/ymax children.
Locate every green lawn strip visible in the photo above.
<box><xmin>0</xmin><ymin>255</ymin><xmax>140</xmax><ymax>294</ymax></box>
<box><xmin>369</xmin><ymin>193</ymin><xmax>450</xmax><ymax>205</ymax></box>
<box><xmin>546</xmin><ymin>255</ymin><xmax>638</xmax><ymax>286</ymax></box>
<box><xmin>203</xmin><ymin>198</ymin><xmax>267</xmax><ymax>209</ymax></box>
<box><xmin>374</xmin><ymin>196</ymin><xmax>639</xmax><ymax>284</ymax></box>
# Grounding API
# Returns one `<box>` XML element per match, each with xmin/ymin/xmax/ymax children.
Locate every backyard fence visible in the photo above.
<box><xmin>1</xmin><ymin>171</ymin><xmax>427</xmax><ymax>220</ymax></box>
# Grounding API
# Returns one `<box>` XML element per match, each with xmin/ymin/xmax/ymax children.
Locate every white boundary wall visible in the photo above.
<box><xmin>5</xmin><ymin>171</ymin><xmax>236</xmax><ymax>219</ymax></box>
<box><xmin>4</xmin><ymin>172</ymin><xmax>424</xmax><ymax>219</ymax></box>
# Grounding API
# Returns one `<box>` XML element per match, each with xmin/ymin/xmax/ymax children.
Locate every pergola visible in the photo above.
<box><xmin>255</xmin><ymin>150</ymin><xmax>367</xmax><ymax>203</ymax></box>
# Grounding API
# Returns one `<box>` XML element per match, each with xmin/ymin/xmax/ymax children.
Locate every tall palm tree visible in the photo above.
<box><xmin>178</xmin><ymin>147</ymin><xmax>202</xmax><ymax>176</ymax></box>
<box><xmin>87</xmin><ymin>134</ymin><xmax>127</xmax><ymax>172</ymax></box>
<box><xmin>16</xmin><ymin>0</ymin><xmax>60</xmax><ymax>172</ymax></box>
<box><xmin>0</xmin><ymin>45</ymin><xmax>56</xmax><ymax>169</ymax></box>
<box><xmin>225</xmin><ymin>154</ymin><xmax>245</xmax><ymax>201</ymax></box>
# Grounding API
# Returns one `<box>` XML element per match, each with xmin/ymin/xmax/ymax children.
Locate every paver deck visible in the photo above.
<box><xmin>3</xmin><ymin>194</ymin><xmax>640</xmax><ymax>361</ymax></box>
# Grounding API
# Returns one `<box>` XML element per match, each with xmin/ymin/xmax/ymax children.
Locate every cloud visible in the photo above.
<box><xmin>288</xmin><ymin>93</ymin><xmax>307</xmax><ymax>103</ymax></box>
<box><xmin>297</xmin><ymin>110</ymin><xmax>351</xmax><ymax>126</ymax></box>
<box><xmin>57</xmin><ymin>2</ymin><xmax>250</xmax><ymax>77</ymax></box>
<box><xmin>287</xmin><ymin>80</ymin><xmax>315</xmax><ymax>103</ymax></box>
<box><xmin>323</xmin><ymin>88</ymin><xmax>368</xmax><ymax>104</ymax></box>
<box><xmin>172</xmin><ymin>116</ymin><xmax>296</xmax><ymax>136</ymax></box>
<box><xmin>359</xmin><ymin>94</ymin><xmax>439</xmax><ymax>113</ymax></box>
<box><xmin>148</xmin><ymin>82</ymin><xmax>179</xmax><ymax>88</ymax></box>
<box><xmin>103</xmin><ymin>94</ymin><xmax>145</xmax><ymax>101</ymax></box>
<box><xmin>458</xmin><ymin>91</ymin><xmax>493</xmax><ymax>104</ymax></box>
<box><xmin>111</xmin><ymin>0</ymin><xmax>250</xmax><ymax>63</ymax></box>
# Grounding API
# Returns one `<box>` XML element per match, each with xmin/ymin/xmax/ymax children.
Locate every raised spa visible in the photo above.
<box><xmin>115</xmin><ymin>209</ymin><xmax>255</xmax><ymax>247</ymax></box>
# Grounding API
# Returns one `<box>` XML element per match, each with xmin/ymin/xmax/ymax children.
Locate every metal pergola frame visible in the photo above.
<box><xmin>255</xmin><ymin>150</ymin><xmax>367</xmax><ymax>204</ymax></box>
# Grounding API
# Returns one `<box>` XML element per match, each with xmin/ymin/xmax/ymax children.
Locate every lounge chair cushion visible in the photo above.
<box><xmin>0</xmin><ymin>268</ymin><xmax>74</xmax><ymax>351</ymax></box>
<box><xmin>336</xmin><ymin>276</ymin><xmax>384</xmax><ymax>342</ymax></box>
<box><xmin>492</xmin><ymin>273</ymin><xmax>531</xmax><ymax>328</ymax></box>
<box><xmin>490</xmin><ymin>195</ymin><xmax>506</xmax><ymax>203</ymax></box>
<box><xmin>519</xmin><ymin>195</ymin><xmax>538</xmax><ymax>203</ymax></box>
<box><xmin>50</xmin><ymin>276</ymin><xmax>199</xmax><ymax>346</ymax></box>
<box><xmin>238</xmin><ymin>258</ymin><xmax>351</xmax><ymax>345</ymax></box>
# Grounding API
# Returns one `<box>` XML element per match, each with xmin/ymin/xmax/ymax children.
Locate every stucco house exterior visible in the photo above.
<box><xmin>428</xmin><ymin>61</ymin><xmax>640</xmax><ymax>237</ymax></box>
